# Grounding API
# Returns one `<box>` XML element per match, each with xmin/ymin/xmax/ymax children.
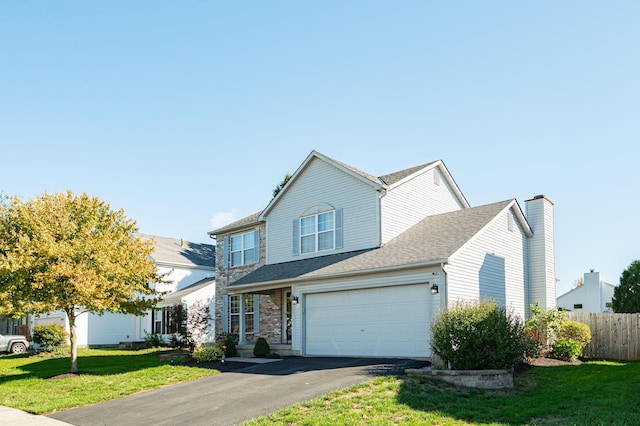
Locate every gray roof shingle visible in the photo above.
<box><xmin>231</xmin><ymin>199</ymin><xmax>513</xmax><ymax>287</ymax></box>
<box><xmin>378</xmin><ymin>161</ymin><xmax>438</xmax><ymax>186</ymax></box>
<box><xmin>162</xmin><ymin>277</ymin><xmax>215</xmax><ymax>303</ymax></box>
<box><xmin>138</xmin><ymin>233</ymin><xmax>216</xmax><ymax>268</ymax></box>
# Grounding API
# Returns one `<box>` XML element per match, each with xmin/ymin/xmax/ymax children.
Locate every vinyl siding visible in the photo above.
<box><xmin>381</xmin><ymin>166</ymin><xmax>464</xmax><ymax>243</ymax></box>
<box><xmin>266</xmin><ymin>157</ymin><xmax>380</xmax><ymax>265</ymax></box>
<box><xmin>446</xmin><ymin>207</ymin><xmax>528</xmax><ymax>319</ymax></box>
<box><xmin>525</xmin><ymin>198</ymin><xmax>556</xmax><ymax>311</ymax></box>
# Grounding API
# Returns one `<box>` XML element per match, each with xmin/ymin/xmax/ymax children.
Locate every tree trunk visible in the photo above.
<box><xmin>67</xmin><ymin>309</ymin><xmax>78</xmax><ymax>373</ymax></box>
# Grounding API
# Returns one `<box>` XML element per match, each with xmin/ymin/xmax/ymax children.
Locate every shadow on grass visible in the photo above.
<box><xmin>0</xmin><ymin>348</ymin><xmax>179</xmax><ymax>384</ymax></box>
<box><xmin>395</xmin><ymin>361</ymin><xmax>638</xmax><ymax>425</ymax></box>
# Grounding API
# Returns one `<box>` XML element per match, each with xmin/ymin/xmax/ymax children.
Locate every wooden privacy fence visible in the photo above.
<box><xmin>566</xmin><ymin>312</ymin><xmax>640</xmax><ymax>361</ymax></box>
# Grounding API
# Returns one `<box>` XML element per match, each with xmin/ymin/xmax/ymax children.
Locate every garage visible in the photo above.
<box><xmin>304</xmin><ymin>284</ymin><xmax>431</xmax><ymax>357</ymax></box>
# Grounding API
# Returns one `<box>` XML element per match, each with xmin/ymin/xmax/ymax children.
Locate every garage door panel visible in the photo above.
<box><xmin>305</xmin><ymin>284</ymin><xmax>431</xmax><ymax>357</ymax></box>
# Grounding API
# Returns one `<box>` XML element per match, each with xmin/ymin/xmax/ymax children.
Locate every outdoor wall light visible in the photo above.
<box><xmin>430</xmin><ymin>283</ymin><xmax>439</xmax><ymax>295</ymax></box>
<box><xmin>291</xmin><ymin>295</ymin><xmax>299</xmax><ymax>304</ymax></box>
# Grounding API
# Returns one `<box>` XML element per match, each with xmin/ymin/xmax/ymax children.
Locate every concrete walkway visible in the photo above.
<box><xmin>0</xmin><ymin>405</ymin><xmax>72</xmax><ymax>426</ymax></box>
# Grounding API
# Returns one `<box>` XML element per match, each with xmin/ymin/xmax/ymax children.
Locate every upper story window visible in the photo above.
<box><xmin>301</xmin><ymin>211</ymin><xmax>335</xmax><ymax>254</ymax></box>
<box><xmin>223</xmin><ymin>229</ymin><xmax>260</xmax><ymax>268</ymax></box>
<box><xmin>293</xmin><ymin>206</ymin><xmax>343</xmax><ymax>256</ymax></box>
<box><xmin>231</xmin><ymin>231</ymin><xmax>256</xmax><ymax>267</ymax></box>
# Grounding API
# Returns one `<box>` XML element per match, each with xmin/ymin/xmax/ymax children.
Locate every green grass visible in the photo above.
<box><xmin>0</xmin><ymin>347</ymin><xmax>218</xmax><ymax>414</ymax></box>
<box><xmin>244</xmin><ymin>360</ymin><xmax>640</xmax><ymax>425</ymax></box>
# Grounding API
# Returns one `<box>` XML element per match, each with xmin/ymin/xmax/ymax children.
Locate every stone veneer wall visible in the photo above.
<box><xmin>245</xmin><ymin>288</ymin><xmax>283</xmax><ymax>345</ymax></box>
<box><xmin>214</xmin><ymin>223</ymin><xmax>267</xmax><ymax>341</ymax></box>
<box><xmin>405</xmin><ymin>368</ymin><xmax>514</xmax><ymax>389</ymax></box>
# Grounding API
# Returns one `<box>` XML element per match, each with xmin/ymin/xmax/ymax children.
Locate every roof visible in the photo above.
<box><xmin>161</xmin><ymin>277</ymin><xmax>216</xmax><ymax>304</ymax></box>
<box><xmin>209</xmin><ymin>211</ymin><xmax>263</xmax><ymax>235</ymax></box>
<box><xmin>231</xmin><ymin>199</ymin><xmax>514</xmax><ymax>288</ymax></box>
<box><xmin>378</xmin><ymin>161</ymin><xmax>438</xmax><ymax>186</ymax></box>
<box><xmin>211</xmin><ymin>152</ymin><xmax>469</xmax><ymax>236</ymax></box>
<box><xmin>138</xmin><ymin>233</ymin><xmax>215</xmax><ymax>268</ymax></box>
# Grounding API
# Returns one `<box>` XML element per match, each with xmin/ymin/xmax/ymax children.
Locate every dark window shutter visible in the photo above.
<box><xmin>253</xmin><ymin>294</ymin><xmax>260</xmax><ymax>333</ymax></box>
<box><xmin>335</xmin><ymin>208</ymin><xmax>343</xmax><ymax>249</ymax></box>
<box><xmin>223</xmin><ymin>236</ymin><xmax>229</xmax><ymax>268</ymax></box>
<box><xmin>222</xmin><ymin>295</ymin><xmax>229</xmax><ymax>332</ymax></box>
<box><xmin>292</xmin><ymin>219</ymin><xmax>299</xmax><ymax>256</ymax></box>
<box><xmin>253</xmin><ymin>228</ymin><xmax>260</xmax><ymax>264</ymax></box>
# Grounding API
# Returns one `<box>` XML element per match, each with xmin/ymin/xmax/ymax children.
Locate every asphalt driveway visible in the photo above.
<box><xmin>48</xmin><ymin>357</ymin><xmax>428</xmax><ymax>426</ymax></box>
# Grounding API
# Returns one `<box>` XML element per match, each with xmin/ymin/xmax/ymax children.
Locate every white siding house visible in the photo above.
<box><xmin>211</xmin><ymin>150</ymin><xmax>556</xmax><ymax>359</ymax></box>
<box><xmin>557</xmin><ymin>270</ymin><xmax>616</xmax><ymax>313</ymax></box>
<box><xmin>33</xmin><ymin>234</ymin><xmax>216</xmax><ymax>347</ymax></box>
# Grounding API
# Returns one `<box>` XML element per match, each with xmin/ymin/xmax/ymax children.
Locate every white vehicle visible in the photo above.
<box><xmin>0</xmin><ymin>333</ymin><xmax>30</xmax><ymax>354</ymax></box>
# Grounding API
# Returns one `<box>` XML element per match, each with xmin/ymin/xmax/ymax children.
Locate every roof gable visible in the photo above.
<box><xmin>260</xmin><ymin>151</ymin><xmax>384</xmax><ymax>219</ymax></box>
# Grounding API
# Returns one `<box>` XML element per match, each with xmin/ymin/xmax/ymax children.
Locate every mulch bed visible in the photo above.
<box><xmin>514</xmin><ymin>357</ymin><xmax>583</xmax><ymax>372</ymax></box>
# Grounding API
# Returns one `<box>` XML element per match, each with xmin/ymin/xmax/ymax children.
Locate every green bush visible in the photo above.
<box><xmin>192</xmin><ymin>345</ymin><xmax>224</xmax><ymax>363</ymax></box>
<box><xmin>253</xmin><ymin>337</ymin><xmax>270</xmax><ymax>358</ymax></box>
<box><xmin>431</xmin><ymin>300</ymin><xmax>526</xmax><ymax>370</ymax></box>
<box><xmin>143</xmin><ymin>331</ymin><xmax>167</xmax><ymax>348</ymax></box>
<box><xmin>551</xmin><ymin>338</ymin><xmax>584</xmax><ymax>360</ymax></box>
<box><xmin>523</xmin><ymin>331</ymin><xmax>544</xmax><ymax>359</ymax></box>
<box><xmin>558</xmin><ymin>320</ymin><xmax>591</xmax><ymax>346</ymax></box>
<box><xmin>524</xmin><ymin>303</ymin><xmax>566</xmax><ymax>356</ymax></box>
<box><xmin>220</xmin><ymin>333</ymin><xmax>238</xmax><ymax>357</ymax></box>
<box><xmin>33</xmin><ymin>323</ymin><xmax>67</xmax><ymax>350</ymax></box>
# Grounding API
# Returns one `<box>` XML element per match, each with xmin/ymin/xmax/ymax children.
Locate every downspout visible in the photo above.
<box><xmin>440</xmin><ymin>262</ymin><xmax>448</xmax><ymax>309</ymax></box>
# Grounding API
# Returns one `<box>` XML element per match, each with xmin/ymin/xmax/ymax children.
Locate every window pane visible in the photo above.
<box><xmin>230</xmin><ymin>315</ymin><xmax>240</xmax><ymax>334</ymax></box>
<box><xmin>231</xmin><ymin>235</ymin><xmax>242</xmax><ymax>251</ymax></box>
<box><xmin>243</xmin><ymin>233</ymin><xmax>255</xmax><ymax>249</ymax></box>
<box><xmin>300</xmin><ymin>217</ymin><xmax>315</xmax><ymax>235</ymax></box>
<box><xmin>231</xmin><ymin>252</ymin><xmax>242</xmax><ymax>267</ymax></box>
<box><xmin>301</xmin><ymin>235</ymin><xmax>315</xmax><ymax>253</ymax></box>
<box><xmin>243</xmin><ymin>248</ymin><xmax>255</xmax><ymax>264</ymax></box>
<box><xmin>245</xmin><ymin>295</ymin><xmax>254</xmax><ymax>313</ymax></box>
<box><xmin>318</xmin><ymin>231</ymin><xmax>334</xmax><ymax>251</ymax></box>
<box><xmin>318</xmin><ymin>212</ymin><xmax>333</xmax><ymax>232</ymax></box>
<box><xmin>245</xmin><ymin>313</ymin><xmax>254</xmax><ymax>333</ymax></box>
<box><xmin>230</xmin><ymin>295</ymin><xmax>240</xmax><ymax>314</ymax></box>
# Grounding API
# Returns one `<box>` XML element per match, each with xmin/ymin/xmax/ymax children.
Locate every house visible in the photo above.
<box><xmin>209</xmin><ymin>151</ymin><xmax>556</xmax><ymax>358</ymax></box>
<box><xmin>31</xmin><ymin>234</ymin><xmax>216</xmax><ymax>347</ymax></box>
<box><xmin>557</xmin><ymin>270</ymin><xmax>616</xmax><ymax>313</ymax></box>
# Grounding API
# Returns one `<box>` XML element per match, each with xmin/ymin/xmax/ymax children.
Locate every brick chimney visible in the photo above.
<box><xmin>525</xmin><ymin>195</ymin><xmax>556</xmax><ymax>314</ymax></box>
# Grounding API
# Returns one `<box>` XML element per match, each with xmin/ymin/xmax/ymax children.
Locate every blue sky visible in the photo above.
<box><xmin>1</xmin><ymin>2</ymin><xmax>638</xmax><ymax>296</ymax></box>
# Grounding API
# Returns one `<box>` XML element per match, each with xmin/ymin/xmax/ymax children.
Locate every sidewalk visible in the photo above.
<box><xmin>0</xmin><ymin>405</ymin><xmax>72</xmax><ymax>425</ymax></box>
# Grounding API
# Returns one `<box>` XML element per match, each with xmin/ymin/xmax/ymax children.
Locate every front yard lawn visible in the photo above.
<box><xmin>0</xmin><ymin>348</ymin><xmax>218</xmax><ymax>414</ymax></box>
<box><xmin>245</xmin><ymin>360</ymin><xmax>640</xmax><ymax>425</ymax></box>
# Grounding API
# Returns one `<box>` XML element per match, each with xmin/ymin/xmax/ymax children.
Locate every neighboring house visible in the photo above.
<box><xmin>209</xmin><ymin>151</ymin><xmax>556</xmax><ymax>358</ymax></box>
<box><xmin>32</xmin><ymin>234</ymin><xmax>216</xmax><ymax>346</ymax></box>
<box><xmin>557</xmin><ymin>270</ymin><xmax>616</xmax><ymax>313</ymax></box>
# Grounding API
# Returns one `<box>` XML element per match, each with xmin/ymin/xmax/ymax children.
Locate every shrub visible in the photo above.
<box><xmin>192</xmin><ymin>345</ymin><xmax>224</xmax><ymax>363</ymax></box>
<box><xmin>219</xmin><ymin>333</ymin><xmax>238</xmax><ymax>357</ymax></box>
<box><xmin>253</xmin><ymin>337</ymin><xmax>270</xmax><ymax>358</ymax></box>
<box><xmin>524</xmin><ymin>303</ymin><xmax>565</xmax><ymax>356</ymax></box>
<box><xmin>33</xmin><ymin>323</ymin><xmax>67</xmax><ymax>350</ymax></box>
<box><xmin>558</xmin><ymin>320</ymin><xmax>591</xmax><ymax>346</ymax></box>
<box><xmin>143</xmin><ymin>331</ymin><xmax>166</xmax><ymax>348</ymax></box>
<box><xmin>431</xmin><ymin>300</ymin><xmax>526</xmax><ymax>370</ymax></box>
<box><xmin>523</xmin><ymin>331</ymin><xmax>543</xmax><ymax>359</ymax></box>
<box><xmin>551</xmin><ymin>338</ymin><xmax>583</xmax><ymax>360</ymax></box>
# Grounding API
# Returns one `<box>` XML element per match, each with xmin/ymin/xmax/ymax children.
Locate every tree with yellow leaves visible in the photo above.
<box><xmin>0</xmin><ymin>191</ymin><xmax>161</xmax><ymax>373</ymax></box>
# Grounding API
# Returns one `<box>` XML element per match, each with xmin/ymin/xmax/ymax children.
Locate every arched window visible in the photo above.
<box><xmin>293</xmin><ymin>205</ymin><xmax>343</xmax><ymax>255</ymax></box>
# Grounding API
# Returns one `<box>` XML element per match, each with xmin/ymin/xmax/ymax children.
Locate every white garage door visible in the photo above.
<box><xmin>305</xmin><ymin>284</ymin><xmax>431</xmax><ymax>357</ymax></box>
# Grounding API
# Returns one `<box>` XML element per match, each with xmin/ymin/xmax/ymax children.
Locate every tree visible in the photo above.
<box><xmin>272</xmin><ymin>173</ymin><xmax>292</xmax><ymax>198</ymax></box>
<box><xmin>572</xmin><ymin>277</ymin><xmax>584</xmax><ymax>288</ymax></box>
<box><xmin>0</xmin><ymin>191</ymin><xmax>161</xmax><ymax>372</ymax></box>
<box><xmin>612</xmin><ymin>260</ymin><xmax>640</xmax><ymax>313</ymax></box>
